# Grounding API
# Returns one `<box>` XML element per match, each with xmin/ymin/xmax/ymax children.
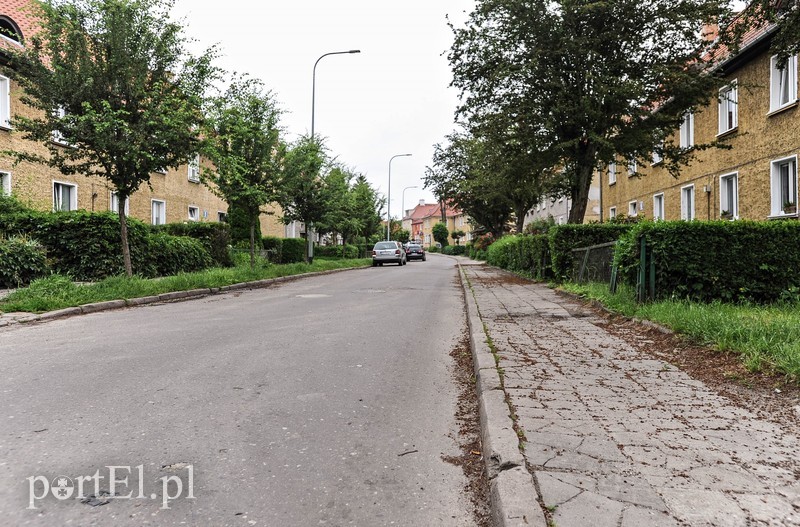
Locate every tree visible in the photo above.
<box><xmin>449</xmin><ymin>0</ymin><xmax>732</xmax><ymax>223</ymax></box>
<box><xmin>350</xmin><ymin>174</ymin><xmax>384</xmax><ymax>242</ymax></box>
<box><xmin>394</xmin><ymin>229</ymin><xmax>410</xmax><ymax>244</ymax></box>
<box><xmin>6</xmin><ymin>0</ymin><xmax>217</xmax><ymax>274</ymax></box>
<box><xmin>451</xmin><ymin>230</ymin><xmax>466</xmax><ymax>245</ymax></box>
<box><xmin>316</xmin><ymin>166</ymin><xmax>361</xmax><ymax>245</ymax></box>
<box><xmin>202</xmin><ymin>77</ymin><xmax>283</xmax><ymax>269</ymax></box>
<box><xmin>432</xmin><ymin>222</ymin><xmax>450</xmax><ymax>247</ymax></box>
<box><xmin>278</xmin><ymin>135</ymin><xmax>328</xmax><ymax>263</ymax></box>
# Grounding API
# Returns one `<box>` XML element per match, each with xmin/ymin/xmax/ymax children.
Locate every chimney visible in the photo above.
<box><xmin>419</xmin><ymin>199</ymin><xmax>425</xmax><ymax>206</ymax></box>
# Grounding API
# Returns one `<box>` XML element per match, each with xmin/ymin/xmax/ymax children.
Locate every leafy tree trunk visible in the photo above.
<box><xmin>118</xmin><ymin>207</ymin><xmax>133</xmax><ymax>276</ymax></box>
<box><xmin>513</xmin><ymin>203</ymin><xmax>526</xmax><ymax>234</ymax></box>
<box><xmin>568</xmin><ymin>142</ymin><xmax>597</xmax><ymax>224</ymax></box>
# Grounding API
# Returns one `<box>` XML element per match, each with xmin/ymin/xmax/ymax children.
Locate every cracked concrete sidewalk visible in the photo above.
<box><xmin>462</xmin><ymin>263</ymin><xmax>800</xmax><ymax>527</ymax></box>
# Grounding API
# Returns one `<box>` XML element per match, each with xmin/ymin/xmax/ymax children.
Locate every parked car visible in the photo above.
<box><xmin>405</xmin><ymin>243</ymin><xmax>426</xmax><ymax>261</ymax></box>
<box><xmin>372</xmin><ymin>241</ymin><xmax>407</xmax><ymax>266</ymax></box>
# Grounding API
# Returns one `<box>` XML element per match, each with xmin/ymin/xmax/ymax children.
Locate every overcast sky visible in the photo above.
<box><xmin>170</xmin><ymin>0</ymin><xmax>475</xmax><ymax>218</ymax></box>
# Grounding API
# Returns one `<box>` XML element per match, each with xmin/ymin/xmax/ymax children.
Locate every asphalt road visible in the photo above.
<box><xmin>0</xmin><ymin>254</ymin><xmax>472</xmax><ymax>526</ymax></box>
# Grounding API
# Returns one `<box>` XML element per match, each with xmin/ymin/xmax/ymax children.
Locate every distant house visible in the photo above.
<box><xmin>403</xmin><ymin>200</ymin><xmax>473</xmax><ymax>247</ymax></box>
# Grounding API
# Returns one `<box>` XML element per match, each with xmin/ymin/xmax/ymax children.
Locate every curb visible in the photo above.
<box><xmin>458</xmin><ymin>263</ymin><xmax>547</xmax><ymax>527</ymax></box>
<box><xmin>0</xmin><ymin>265</ymin><xmax>368</xmax><ymax>328</ymax></box>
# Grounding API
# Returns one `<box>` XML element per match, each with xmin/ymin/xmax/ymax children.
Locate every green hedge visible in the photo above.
<box><xmin>153</xmin><ymin>222</ymin><xmax>232</xmax><ymax>267</ymax></box>
<box><xmin>485</xmin><ymin>234</ymin><xmax>550</xmax><ymax>278</ymax></box>
<box><xmin>315</xmin><ymin>244</ymin><xmax>359</xmax><ymax>258</ymax></box>
<box><xmin>262</xmin><ymin>236</ymin><xmax>283</xmax><ymax>262</ymax></box>
<box><xmin>0</xmin><ymin>207</ymin><xmax>214</xmax><ymax>280</ymax></box>
<box><xmin>281</xmin><ymin>238</ymin><xmax>306</xmax><ymax>263</ymax></box>
<box><xmin>616</xmin><ymin>220</ymin><xmax>800</xmax><ymax>303</ymax></box>
<box><xmin>0</xmin><ymin>236</ymin><xmax>48</xmax><ymax>287</ymax></box>
<box><xmin>549</xmin><ymin>224</ymin><xmax>632</xmax><ymax>281</ymax></box>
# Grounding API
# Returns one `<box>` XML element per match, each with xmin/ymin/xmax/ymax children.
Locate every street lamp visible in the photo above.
<box><xmin>401</xmin><ymin>185</ymin><xmax>418</xmax><ymax>239</ymax></box>
<box><xmin>306</xmin><ymin>49</ymin><xmax>360</xmax><ymax>263</ymax></box>
<box><xmin>387</xmin><ymin>154</ymin><xmax>412</xmax><ymax>241</ymax></box>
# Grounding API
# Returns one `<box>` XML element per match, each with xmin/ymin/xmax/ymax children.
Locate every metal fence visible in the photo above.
<box><xmin>570</xmin><ymin>241</ymin><xmax>617</xmax><ymax>284</ymax></box>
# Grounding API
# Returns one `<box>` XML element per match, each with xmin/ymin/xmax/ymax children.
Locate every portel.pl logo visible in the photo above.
<box><xmin>27</xmin><ymin>464</ymin><xmax>194</xmax><ymax>510</ymax></box>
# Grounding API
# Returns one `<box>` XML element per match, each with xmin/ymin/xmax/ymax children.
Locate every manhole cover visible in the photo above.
<box><xmin>295</xmin><ymin>294</ymin><xmax>331</xmax><ymax>298</ymax></box>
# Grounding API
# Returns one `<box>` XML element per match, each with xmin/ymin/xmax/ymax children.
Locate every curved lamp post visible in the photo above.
<box><xmin>401</xmin><ymin>185</ymin><xmax>418</xmax><ymax>239</ymax></box>
<box><xmin>306</xmin><ymin>49</ymin><xmax>360</xmax><ymax>263</ymax></box>
<box><xmin>386</xmin><ymin>154</ymin><xmax>412</xmax><ymax>241</ymax></box>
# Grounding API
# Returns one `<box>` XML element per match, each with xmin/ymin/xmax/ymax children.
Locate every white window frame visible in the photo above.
<box><xmin>627</xmin><ymin>159</ymin><xmax>637</xmax><ymax>176</ymax></box>
<box><xmin>151</xmin><ymin>199</ymin><xmax>166</xmax><ymax>225</ymax></box>
<box><xmin>608</xmin><ymin>162</ymin><xmax>617</xmax><ymax>185</ymax></box>
<box><xmin>52</xmin><ymin>106</ymin><xmax>69</xmax><ymax>146</ymax></box>
<box><xmin>188</xmin><ymin>205</ymin><xmax>199</xmax><ymax>222</ymax></box>
<box><xmin>770</xmin><ymin>55</ymin><xmax>797</xmax><ymax>113</ymax></box>
<box><xmin>681</xmin><ymin>184</ymin><xmax>695</xmax><ymax>221</ymax></box>
<box><xmin>609</xmin><ymin>206</ymin><xmax>617</xmax><ymax>219</ymax></box>
<box><xmin>718</xmin><ymin>83</ymin><xmax>738</xmax><ymax>135</ymax></box>
<box><xmin>653</xmin><ymin>193</ymin><xmax>665</xmax><ymax>221</ymax></box>
<box><xmin>0</xmin><ymin>75</ymin><xmax>10</xmax><ymax>129</ymax></box>
<box><xmin>680</xmin><ymin>112</ymin><xmax>694</xmax><ymax>148</ymax></box>
<box><xmin>719</xmin><ymin>172</ymin><xmax>738</xmax><ymax>220</ymax></box>
<box><xmin>188</xmin><ymin>154</ymin><xmax>200</xmax><ymax>183</ymax></box>
<box><xmin>109</xmin><ymin>191</ymin><xmax>129</xmax><ymax>215</ymax></box>
<box><xmin>53</xmin><ymin>180</ymin><xmax>77</xmax><ymax>211</ymax></box>
<box><xmin>218</xmin><ymin>211</ymin><xmax>227</xmax><ymax>223</ymax></box>
<box><xmin>628</xmin><ymin>200</ymin><xmax>638</xmax><ymax>217</ymax></box>
<box><xmin>652</xmin><ymin>144</ymin><xmax>663</xmax><ymax>165</ymax></box>
<box><xmin>0</xmin><ymin>171</ymin><xmax>10</xmax><ymax>196</ymax></box>
<box><xmin>770</xmin><ymin>155</ymin><xmax>798</xmax><ymax>216</ymax></box>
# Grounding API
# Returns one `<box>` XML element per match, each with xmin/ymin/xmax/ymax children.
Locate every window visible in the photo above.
<box><xmin>680</xmin><ymin>112</ymin><xmax>694</xmax><ymax>148</ymax></box>
<box><xmin>151</xmin><ymin>199</ymin><xmax>166</xmax><ymax>225</ymax></box>
<box><xmin>188</xmin><ymin>154</ymin><xmax>200</xmax><ymax>182</ymax></box>
<box><xmin>720</xmin><ymin>173</ymin><xmax>738</xmax><ymax>219</ymax></box>
<box><xmin>0</xmin><ymin>171</ymin><xmax>9</xmax><ymax>196</ymax></box>
<box><xmin>53</xmin><ymin>181</ymin><xmax>77</xmax><ymax>211</ymax></box>
<box><xmin>52</xmin><ymin>106</ymin><xmax>69</xmax><ymax>145</ymax></box>
<box><xmin>218</xmin><ymin>211</ymin><xmax>228</xmax><ymax>223</ymax></box>
<box><xmin>652</xmin><ymin>143</ymin><xmax>663</xmax><ymax>165</ymax></box>
<box><xmin>109</xmin><ymin>191</ymin><xmax>129</xmax><ymax>215</ymax></box>
<box><xmin>608</xmin><ymin>162</ymin><xmax>617</xmax><ymax>185</ymax></box>
<box><xmin>681</xmin><ymin>184</ymin><xmax>695</xmax><ymax>220</ymax></box>
<box><xmin>0</xmin><ymin>17</ymin><xmax>23</xmax><ymax>44</ymax></box>
<box><xmin>718</xmin><ymin>83</ymin><xmax>738</xmax><ymax>134</ymax></box>
<box><xmin>653</xmin><ymin>193</ymin><xmax>665</xmax><ymax>220</ymax></box>
<box><xmin>0</xmin><ymin>75</ymin><xmax>10</xmax><ymax>129</ymax></box>
<box><xmin>188</xmin><ymin>205</ymin><xmax>199</xmax><ymax>222</ymax></box>
<box><xmin>771</xmin><ymin>156</ymin><xmax>798</xmax><ymax>216</ymax></box>
<box><xmin>627</xmin><ymin>159</ymin><xmax>637</xmax><ymax>176</ymax></box>
<box><xmin>770</xmin><ymin>55</ymin><xmax>797</xmax><ymax>112</ymax></box>
<box><xmin>609</xmin><ymin>206</ymin><xmax>617</xmax><ymax>219</ymax></box>
<box><xmin>628</xmin><ymin>201</ymin><xmax>638</xmax><ymax>216</ymax></box>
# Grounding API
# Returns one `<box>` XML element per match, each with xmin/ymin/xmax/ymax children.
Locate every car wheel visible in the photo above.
<box><xmin>372</xmin><ymin>261</ymin><xmax>377</xmax><ymax>267</ymax></box>
<box><xmin>422</xmin><ymin>256</ymin><xmax>426</xmax><ymax>261</ymax></box>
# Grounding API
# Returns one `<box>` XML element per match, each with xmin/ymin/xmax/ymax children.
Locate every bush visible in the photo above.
<box><xmin>485</xmin><ymin>234</ymin><xmax>550</xmax><ymax>278</ymax></box>
<box><xmin>615</xmin><ymin>220</ymin><xmax>800</xmax><ymax>303</ymax></box>
<box><xmin>153</xmin><ymin>222</ymin><xmax>232</xmax><ymax>267</ymax></box>
<box><xmin>549</xmin><ymin>223</ymin><xmax>632</xmax><ymax>281</ymax></box>
<box><xmin>281</xmin><ymin>238</ymin><xmax>306</xmax><ymax>263</ymax></box>
<box><xmin>315</xmin><ymin>244</ymin><xmax>359</xmax><ymax>258</ymax></box>
<box><xmin>450</xmin><ymin>245</ymin><xmax>466</xmax><ymax>256</ymax></box>
<box><xmin>0</xmin><ymin>236</ymin><xmax>49</xmax><ymax>287</ymax></box>
<box><xmin>262</xmin><ymin>236</ymin><xmax>283</xmax><ymax>263</ymax></box>
<box><xmin>148</xmin><ymin>233</ymin><xmax>213</xmax><ymax>276</ymax></box>
<box><xmin>442</xmin><ymin>245</ymin><xmax>454</xmax><ymax>255</ymax></box>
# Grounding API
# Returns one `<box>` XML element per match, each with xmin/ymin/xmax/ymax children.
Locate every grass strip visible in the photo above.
<box><xmin>1</xmin><ymin>258</ymin><xmax>370</xmax><ymax>314</ymax></box>
<box><xmin>560</xmin><ymin>282</ymin><xmax>800</xmax><ymax>382</ymax></box>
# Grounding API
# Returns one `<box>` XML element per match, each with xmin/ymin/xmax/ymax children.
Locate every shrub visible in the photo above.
<box><xmin>485</xmin><ymin>234</ymin><xmax>550</xmax><ymax>278</ymax></box>
<box><xmin>153</xmin><ymin>222</ymin><xmax>232</xmax><ymax>267</ymax></box>
<box><xmin>0</xmin><ymin>236</ymin><xmax>49</xmax><ymax>287</ymax></box>
<box><xmin>473</xmin><ymin>233</ymin><xmax>495</xmax><ymax>251</ymax></box>
<box><xmin>262</xmin><ymin>236</ymin><xmax>283</xmax><ymax>262</ymax></box>
<box><xmin>281</xmin><ymin>238</ymin><xmax>306</xmax><ymax>263</ymax></box>
<box><xmin>549</xmin><ymin>223</ymin><xmax>632</xmax><ymax>281</ymax></box>
<box><xmin>615</xmin><ymin>220</ymin><xmax>800</xmax><ymax>303</ymax></box>
<box><xmin>315</xmin><ymin>244</ymin><xmax>359</xmax><ymax>258</ymax></box>
<box><xmin>148</xmin><ymin>233</ymin><xmax>212</xmax><ymax>276</ymax></box>
<box><xmin>442</xmin><ymin>245</ymin><xmax>454</xmax><ymax>255</ymax></box>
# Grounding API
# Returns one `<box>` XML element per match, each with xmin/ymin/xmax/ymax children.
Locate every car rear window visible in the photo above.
<box><xmin>408</xmin><ymin>245</ymin><xmax>422</xmax><ymax>249</ymax></box>
<box><xmin>374</xmin><ymin>242</ymin><xmax>396</xmax><ymax>250</ymax></box>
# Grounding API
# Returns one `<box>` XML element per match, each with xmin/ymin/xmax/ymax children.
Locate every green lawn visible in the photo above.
<box><xmin>560</xmin><ymin>282</ymin><xmax>800</xmax><ymax>383</ymax></box>
<box><xmin>0</xmin><ymin>258</ymin><xmax>371</xmax><ymax>314</ymax></box>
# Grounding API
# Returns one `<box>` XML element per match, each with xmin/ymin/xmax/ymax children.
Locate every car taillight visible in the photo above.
<box><xmin>372</xmin><ymin>250</ymin><xmax>377</xmax><ymax>256</ymax></box>
<box><xmin>396</xmin><ymin>249</ymin><xmax>401</xmax><ymax>255</ymax></box>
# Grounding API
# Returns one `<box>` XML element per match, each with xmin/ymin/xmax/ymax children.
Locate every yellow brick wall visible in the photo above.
<box><xmin>602</xmin><ymin>43</ymin><xmax>800</xmax><ymax>222</ymax></box>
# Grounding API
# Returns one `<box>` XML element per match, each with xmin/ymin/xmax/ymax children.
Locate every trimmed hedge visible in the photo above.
<box><xmin>315</xmin><ymin>244</ymin><xmax>360</xmax><ymax>258</ymax></box>
<box><xmin>549</xmin><ymin>223</ymin><xmax>632</xmax><ymax>281</ymax></box>
<box><xmin>485</xmin><ymin>234</ymin><xmax>550</xmax><ymax>278</ymax></box>
<box><xmin>262</xmin><ymin>236</ymin><xmax>283</xmax><ymax>262</ymax></box>
<box><xmin>281</xmin><ymin>238</ymin><xmax>306</xmax><ymax>263</ymax></box>
<box><xmin>153</xmin><ymin>222</ymin><xmax>232</xmax><ymax>267</ymax></box>
<box><xmin>0</xmin><ymin>236</ymin><xmax>48</xmax><ymax>287</ymax></box>
<box><xmin>616</xmin><ymin>220</ymin><xmax>800</xmax><ymax>303</ymax></box>
<box><xmin>149</xmin><ymin>233</ymin><xmax>213</xmax><ymax>276</ymax></box>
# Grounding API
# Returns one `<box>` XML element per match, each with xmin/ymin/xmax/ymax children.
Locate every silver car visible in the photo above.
<box><xmin>372</xmin><ymin>241</ymin><xmax>407</xmax><ymax>266</ymax></box>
